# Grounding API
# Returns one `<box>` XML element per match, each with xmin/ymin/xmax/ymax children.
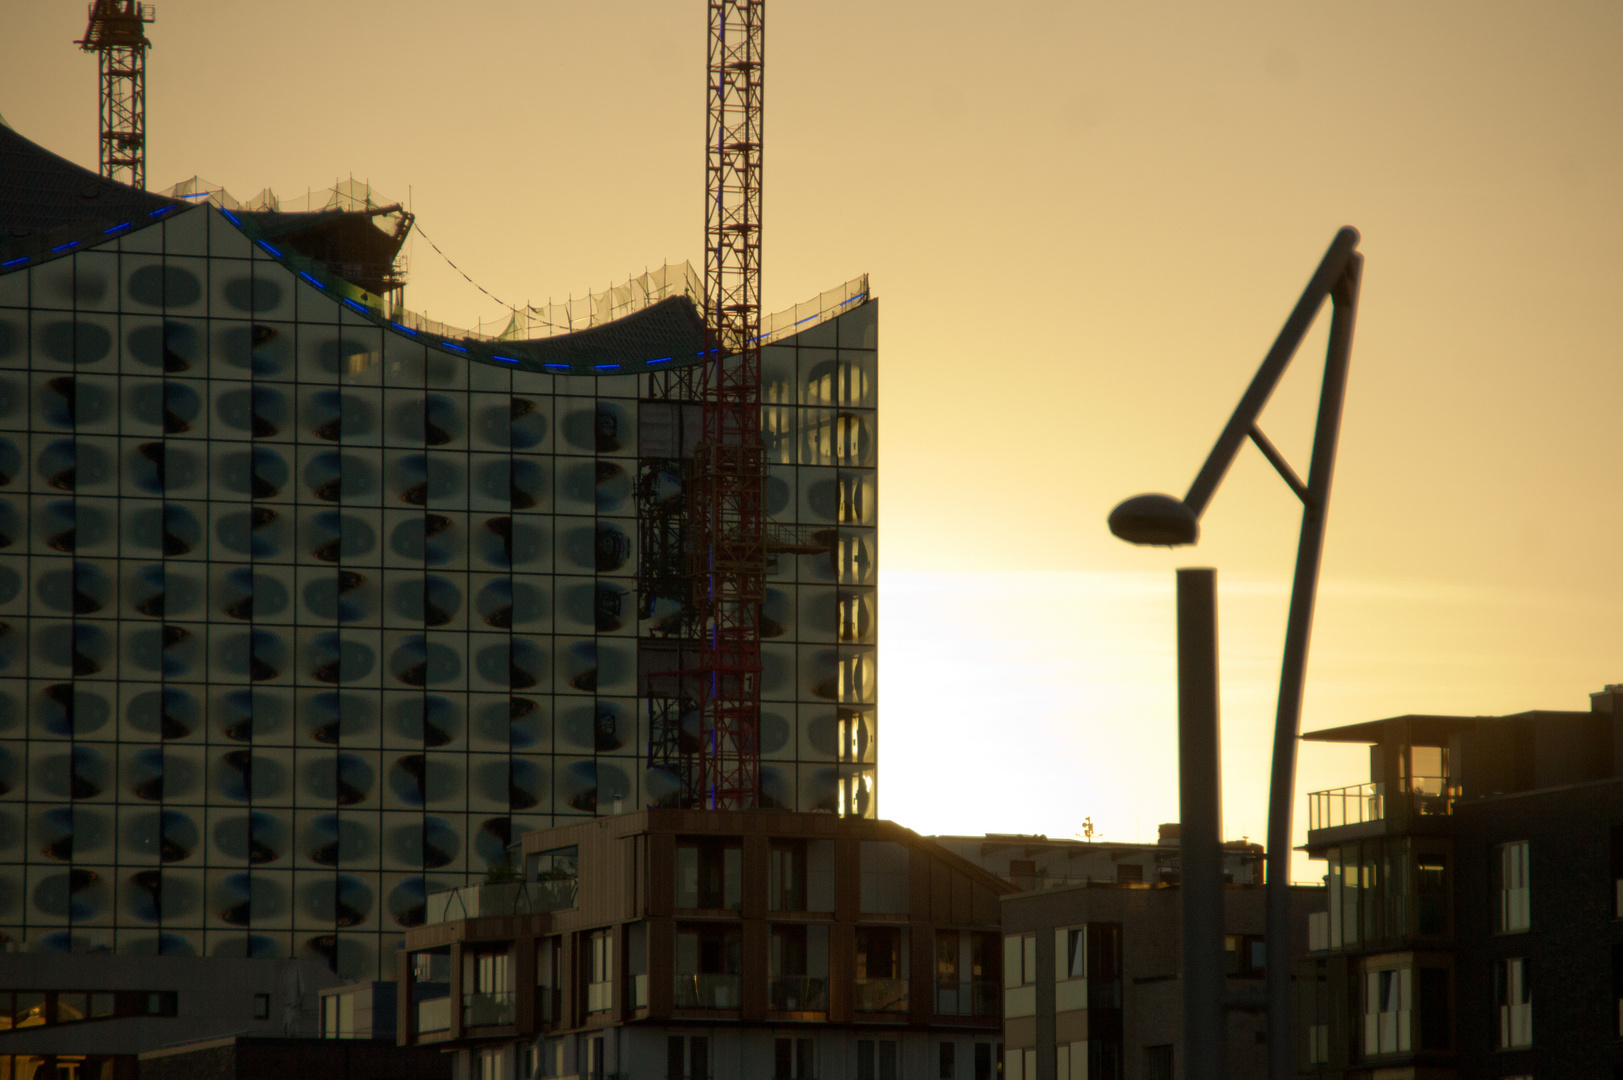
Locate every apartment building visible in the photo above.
<box><xmin>1298</xmin><ymin>683</ymin><xmax>1623</xmax><ymax>1077</ymax></box>
<box><xmin>998</xmin><ymin>848</ymin><xmax>1316</xmax><ymax>1080</ymax></box>
<box><xmin>397</xmin><ymin>810</ymin><xmax>1011</xmax><ymax>1080</ymax></box>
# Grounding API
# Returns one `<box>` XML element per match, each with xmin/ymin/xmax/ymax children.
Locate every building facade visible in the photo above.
<box><xmin>996</xmin><ymin>845</ymin><xmax>1316</xmax><ymax>1080</ymax></box>
<box><xmin>397</xmin><ymin>810</ymin><xmax>1009</xmax><ymax>1080</ymax></box>
<box><xmin>137</xmin><ymin>1035</ymin><xmax>450</xmax><ymax>1080</ymax></box>
<box><xmin>933</xmin><ymin>828</ymin><xmax>1266</xmax><ymax>892</ymax></box>
<box><xmin>1297</xmin><ymin>683</ymin><xmax>1623</xmax><ymax>1078</ymax></box>
<box><xmin>0</xmin><ymin>121</ymin><xmax>878</xmax><ymax>979</ymax></box>
<box><xmin>0</xmin><ymin>952</ymin><xmax>339</xmax><ymax>1080</ymax></box>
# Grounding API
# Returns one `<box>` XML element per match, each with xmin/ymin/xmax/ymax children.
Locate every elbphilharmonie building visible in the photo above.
<box><xmin>0</xmin><ymin>122</ymin><xmax>877</xmax><ymax>979</ymax></box>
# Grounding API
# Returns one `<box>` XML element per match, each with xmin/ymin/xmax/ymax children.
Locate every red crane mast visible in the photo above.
<box><xmin>77</xmin><ymin>0</ymin><xmax>156</xmax><ymax>190</ymax></box>
<box><xmin>694</xmin><ymin>0</ymin><xmax>766</xmax><ymax>809</ymax></box>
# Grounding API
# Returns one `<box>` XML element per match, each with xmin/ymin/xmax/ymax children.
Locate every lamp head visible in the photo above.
<box><xmin>1108</xmin><ymin>493</ymin><xmax>1199</xmax><ymax>547</ymax></box>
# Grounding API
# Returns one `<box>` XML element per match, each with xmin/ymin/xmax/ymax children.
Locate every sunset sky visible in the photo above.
<box><xmin>5</xmin><ymin>1</ymin><xmax>1622</xmax><ymax>876</ymax></box>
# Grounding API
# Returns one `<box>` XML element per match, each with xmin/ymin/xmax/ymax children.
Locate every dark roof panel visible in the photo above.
<box><xmin>0</xmin><ymin>122</ymin><xmax>176</xmax><ymax>235</ymax></box>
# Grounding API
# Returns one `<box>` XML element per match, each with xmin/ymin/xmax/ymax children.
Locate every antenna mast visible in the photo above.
<box><xmin>77</xmin><ymin>0</ymin><xmax>155</xmax><ymax>190</ymax></box>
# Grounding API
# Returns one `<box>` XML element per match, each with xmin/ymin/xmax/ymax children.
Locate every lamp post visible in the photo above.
<box><xmin>1108</xmin><ymin>227</ymin><xmax>1363</xmax><ymax>1080</ymax></box>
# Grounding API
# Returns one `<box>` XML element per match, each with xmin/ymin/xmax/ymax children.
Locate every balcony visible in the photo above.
<box><xmin>854</xmin><ymin>978</ymin><xmax>908</xmax><ymax>1013</ymax></box>
<box><xmin>425</xmin><ymin>879</ymin><xmax>577</xmax><ymax>925</ymax></box>
<box><xmin>415</xmin><ymin>996</ymin><xmax>451</xmax><ymax>1034</ymax></box>
<box><xmin>1308</xmin><ymin>782</ymin><xmax>1383</xmax><ymax>831</ymax></box>
<box><xmin>674</xmin><ymin>974</ymin><xmax>742</xmax><ymax>1010</ymax></box>
<box><xmin>935</xmin><ymin>981</ymin><xmax>999</xmax><ymax>1018</ymax></box>
<box><xmin>462</xmin><ymin>990</ymin><xmax>515</xmax><ymax>1027</ymax></box>
<box><xmin>769</xmin><ymin>976</ymin><xmax>828</xmax><ymax>1012</ymax></box>
<box><xmin>1307</xmin><ymin>778</ymin><xmax>1457</xmax><ymax>833</ymax></box>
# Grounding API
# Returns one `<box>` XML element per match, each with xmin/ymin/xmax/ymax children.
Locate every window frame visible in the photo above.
<box><xmin>1495</xmin><ymin>841</ymin><xmax>1531</xmax><ymax>935</ymax></box>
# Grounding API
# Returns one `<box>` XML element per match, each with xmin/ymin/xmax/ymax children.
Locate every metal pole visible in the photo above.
<box><xmin>1177</xmin><ymin>567</ymin><xmax>1225</xmax><ymax>1080</ymax></box>
<box><xmin>1264</xmin><ymin>253</ymin><xmax>1362</xmax><ymax>1080</ymax></box>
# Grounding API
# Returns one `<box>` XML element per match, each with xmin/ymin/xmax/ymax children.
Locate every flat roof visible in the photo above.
<box><xmin>1302</xmin><ymin>710</ymin><xmax>1591</xmax><ymax>745</ymax></box>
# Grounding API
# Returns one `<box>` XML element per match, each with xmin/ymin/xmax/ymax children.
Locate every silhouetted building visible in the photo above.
<box><xmin>397</xmin><ymin>810</ymin><xmax>1010</xmax><ymax>1080</ymax></box>
<box><xmin>995</xmin><ymin>839</ymin><xmax>1315</xmax><ymax>1080</ymax></box>
<box><xmin>933</xmin><ymin>827</ymin><xmax>1265</xmax><ymax>892</ymax></box>
<box><xmin>1298</xmin><ymin>682</ymin><xmax>1623</xmax><ymax>1077</ymax></box>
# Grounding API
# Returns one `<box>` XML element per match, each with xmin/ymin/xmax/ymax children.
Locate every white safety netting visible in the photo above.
<box><xmin>157</xmin><ymin>177</ymin><xmax>868</xmax><ymax>348</ymax></box>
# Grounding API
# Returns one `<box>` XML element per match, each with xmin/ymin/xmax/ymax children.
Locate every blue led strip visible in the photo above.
<box><xmin>104</xmin><ymin>222</ymin><xmax>131</xmax><ymax>235</ymax></box>
<box><xmin>594</xmin><ymin>363</ymin><xmax>619</xmax><ymax>371</ymax></box>
<box><xmin>149</xmin><ymin>205</ymin><xmax>175</xmax><ymax>217</ymax></box>
<box><xmin>543</xmin><ymin>363</ymin><xmax>570</xmax><ymax>371</ymax></box>
<box><xmin>1</xmin><ymin>257</ymin><xmax>27</xmax><ymax>270</ymax></box>
<box><xmin>51</xmin><ymin>242</ymin><xmax>80</xmax><ymax>253</ymax></box>
<box><xmin>493</xmin><ymin>355</ymin><xmax>520</xmax><ymax>365</ymax></box>
<box><xmin>440</xmin><ymin>342</ymin><xmax>467</xmax><ymax>354</ymax></box>
<box><xmin>221</xmin><ymin>208</ymin><xmax>242</xmax><ymax>226</ymax></box>
<box><xmin>646</xmin><ymin>357</ymin><xmax>672</xmax><ymax>365</ymax></box>
<box><xmin>299</xmin><ymin>272</ymin><xmax>324</xmax><ymax>289</ymax></box>
<box><xmin>840</xmin><ymin>292</ymin><xmax>867</xmax><ymax>306</ymax></box>
<box><xmin>258</xmin><ymin>241</ymin><xmax>282</xmax><ymax>258</ymax></box>
<box><xmin>391</xmin><ymin>323</ymin><xmax>418</xmax><ymax>337</ymax></box>
<box><xmin>342</xmin><ymin>299</ymin><xmax>369</xmax><ymax>316</ymax></box>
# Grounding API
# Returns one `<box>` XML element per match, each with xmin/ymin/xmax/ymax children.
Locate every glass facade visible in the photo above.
<box><xmin>0</xmin><ymin>204</ymin><xmax>877</xmax><ymax>976</ymax></box>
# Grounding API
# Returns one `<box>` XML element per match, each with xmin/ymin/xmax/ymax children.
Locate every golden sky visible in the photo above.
<box><xmin>5</xmin><ymin>1</ymin><xmax>1623</xmax><ymax>871</ymax></box>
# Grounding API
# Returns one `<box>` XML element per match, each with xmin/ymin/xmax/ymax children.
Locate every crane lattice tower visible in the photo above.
<box><xmin>77</xmin><ymin>0</ymin><xmax>155</xmax><ymax>190</ymax></box>
<box><xmin>694</xmin><ymin>0</ymin><xmax>766</xmax><ymax>809</ymax></box>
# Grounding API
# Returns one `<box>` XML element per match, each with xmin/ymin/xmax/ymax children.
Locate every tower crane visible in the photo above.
<box><xmin>644</xmin><ymin>0</ymin><xmax>767</xmax><ymax>810</ymax></box>
<box><xmin>77</xmin><ymin>0</ymin><xmax>156</xmax><ymax>190</ymax></box>
<box><xmin>693</xmin><ymin>0</ymin><xmax>767</xmax><ymax>809</ymax></box>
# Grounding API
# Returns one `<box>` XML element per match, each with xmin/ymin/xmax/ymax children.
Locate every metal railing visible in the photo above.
<box><xmin>462</xmin><ymin>990</ymin><xmax>515</xmax><ymax>1027</ymax></box>
<box><xmin>674</xmin><ymin>974</ymin><xmax>742</xmax><ymax>1010</ymax></box>
<box><xmin>1307</xmin><ymin>778</ymin><xmax>1459</xmax><ymax>831</ymax></box>
<box><xmin>426</xmin><ymin>879</ymin><xmax>576</xmax><ymax>924</ymax></box>
<box><xmin>769</xmin><ymin>976</ymin><xmax>828</xmax><ymax>1012</ymax></box>
<box><xmin>1308</xmin><ymin>782</ymin><xmax>1383</xmax><ymax>831</ymax></box>
<box><xmin>853</xmin><ymin>978</ymin><xmax>908</xmax><ymax>1013</ymax></box>
<box><xmin>935</xmin><ymin>980</ymin><xmax>999</xmax><ymax>1018</ymax></box>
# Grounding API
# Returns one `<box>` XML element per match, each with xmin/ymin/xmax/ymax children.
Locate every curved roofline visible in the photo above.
<box><xmin>0</xmin><ymin>124</ymin><xmax>872</xmax><ymax>377</ymax></box>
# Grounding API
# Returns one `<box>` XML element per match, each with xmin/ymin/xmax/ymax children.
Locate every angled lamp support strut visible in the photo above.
<box><xmin>1108</xmin><ymin>226</ymin><xmax>1364</xmax><ymax>1080</ymax></box>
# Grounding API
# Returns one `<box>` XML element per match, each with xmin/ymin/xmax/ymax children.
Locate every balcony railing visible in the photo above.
<box><xmin>935</xmin><ymin>980</ymin><xmax>999</xmax><ymax>1018</ymax></box>
<box><xmin>586</xmin><ymin>981</ymin><xmax>613</xmax><ymax>1014</ymax></box>
<box><xmin>415</xmin><ymin>996</ymin><xmax>450</xmax><ymax>1034</ymax></box>
<box><xmin>1307</xmin><ymin>778</ymin><xmax>1458</xmax><ymax>831</ymax></box>
<box><xmin>674</xmin><ymin>974</ymin><xmax>742</xmax><ymax>1010</ymax></box>
<box><xmin>854</xmin><ymin>978</ymin><xmax>908</xmax><ymax>1013</ymax></box>
<box><xmin>769</xmin><ymin>976</ymin><xmax>828</xmax><ymax>1012</ymax></box>
<box><xmin>1308</xmin><ymin>782</ymin><xmax>1383</xmax><ymax>831</ymax></box>
<box><xmin>462</xmin><ymin>990</ymin><xmax>515</xmax><ymax>1027</ymax></box>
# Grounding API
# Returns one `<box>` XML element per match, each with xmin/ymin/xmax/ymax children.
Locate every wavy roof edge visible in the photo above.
<box><xmin>0</xmin><ymin>126</ymin><xmax>871</xmax><ymax>376</ymax></box>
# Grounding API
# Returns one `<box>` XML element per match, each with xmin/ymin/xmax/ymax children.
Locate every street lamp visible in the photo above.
<box><xmin>1109</xmin><ymin>227</ymin><xmax>1363</xmax><ymax>1080</ymax></box>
